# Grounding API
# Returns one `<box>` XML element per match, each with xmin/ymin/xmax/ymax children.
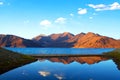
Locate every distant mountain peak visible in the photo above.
<box><xmin>85</xmin><ymin>32</ymin><xmax>100</xmax><ymax>37</ymax></box>
<box><xmin>63</xmin><ymin>32</ymin><xmax>69</xmax><ymax>34</ymax></box>
<box><xmin>62</xmin><ymin>32</ymin><xmax>74</xmax><ymax>37</ymax></box>
<box><xmin>63</xmin><ymin>32</ymin><xmax>73</xmax><ymax>35</ymax></box>
<box><xmin>86</xmin><ymin>32</ymin><xmax>96</xmax><ymax>35</ymax></box>
<box><xmin>38</xmin><ymin>34</ymin><xmax>46</xmax><ymax>36</ymax></box>
<box><xmin>79</xmin><ymin>32</ymin><xmax>86</xmax><ymax>35</ymax></box>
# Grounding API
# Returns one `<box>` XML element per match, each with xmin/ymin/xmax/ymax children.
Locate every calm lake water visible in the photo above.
<box><xmin>1</xmin><ymin>48</ymin><xmax>119</xmax><ymax>80</ymax></box>
<box><xmin>5</xmin><ymin>48</ymin><xmax>114</xmax><ymax>55</ymax></box>
<box><xmin>0</xmin><ymin>58</ymin><xmax>120</xmax><ymax>80</ymax></box>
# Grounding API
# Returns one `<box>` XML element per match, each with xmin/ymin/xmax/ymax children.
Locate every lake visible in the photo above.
<box><xmin>0</xmin><ymin>56</ymin><xmax>120</xmax><ymax>80</ymax></box>
<box><xmin>5</xmin><ymin>48</ymin><xmax>114</xmax><ymax>55</ymax></box>
<box><xmin>1</xmin><ymin>48</ymin><xmax>120</xmax><ymax>80</ymax></box>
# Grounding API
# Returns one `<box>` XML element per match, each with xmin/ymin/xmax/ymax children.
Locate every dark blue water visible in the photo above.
<box><xmin>0</xmin><ymin>60</ymin><xmax>120</xmax><ymax>80</ymax></box>
<box><xmin>5</xmin><ymin>48</ymin><xmax>114</xmax><ymax>55</ymax></box>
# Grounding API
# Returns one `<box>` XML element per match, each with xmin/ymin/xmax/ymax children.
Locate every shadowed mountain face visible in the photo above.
<box><xmin>32</xmin><ymin>32</ymin><xmax>75</xmax><ymax>47</ymax></box>
<box><xmin>0</xmin><ymin>35</ymin><xmax>41</xmax><ymax>47</ymax></box>
<box><xmin>38</xmin><ymin>56</ymin><xmax>108</xmax><ymax>64</ymax></box>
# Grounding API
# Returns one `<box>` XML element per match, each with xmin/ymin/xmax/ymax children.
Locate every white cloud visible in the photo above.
<box><xmin>55</xmin><ymin>17</ymin><xmax>66</xmax><ymax>24</ymax></box>
<box><xmin>40</xmin><ymin>20</ymin><xmax>51</xmax><ymax>26</ymax></box>
<box><xmin>0</xmin><ymin>1</ymin><xmax>4</xmax><ymax>5</ymax></box>
<box><xmin>110</xmin><ymin>2</ymin><xmax>120</xmax><ymax>10</ymax></box>
<box><xmin>70</xmin><ymin>13</ymin><xmax>74</xmax><ymax>17</ymax></box>
<box><xmin>78</xmin><ymin>8</ymin><xmax>87</xmax><ymax>14</ymax></box>
<box><xmin>88</xmin><ymin>4</ymin><xmax>106</xmax><ymax>9</ymax></box>
<box><xmin>88</xmin><ymin>2</ymin><xmax>120</xmax><ymax>11</ymax></box>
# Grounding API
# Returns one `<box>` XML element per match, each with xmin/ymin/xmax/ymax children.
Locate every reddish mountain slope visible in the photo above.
<box><xmin>33</xmin><ymin>32</ymin><xmax>120</xmax><ymax>48</ymax></box>
<box><xmin>74</xmin><ymin>32</ymin><xmax>120</xmax><ymax>48</ymax></box>
<box><xmin>67</xmin><ymin>32</ymin><xmax>85</xmax><ymax>42</ymax></box>
<box><xmin>0</xmin><ymin>34</ymin><xmax>41</xmax><ymax>47</ymax></box>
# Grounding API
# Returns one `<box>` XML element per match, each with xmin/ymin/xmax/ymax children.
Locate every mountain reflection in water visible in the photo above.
<box><xmin>1</xmin><ymin>56</ymin><xmax>120</xmax><ymax>80</ymax></box>
<box><xmin>38</xmin><ymin>56</ymin><xmax>120</xmax><ymax>71</ymax></box>
<box><xmin>38</xmin><ymin>56</ymin><xmax>108</xmax><ymax>64</ymax></box>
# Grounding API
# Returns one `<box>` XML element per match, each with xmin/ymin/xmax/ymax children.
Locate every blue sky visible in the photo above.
<box><xmin>0</xmin><ymin>0</ymin><xmax>120</xmax><ymax>39</ymax></box>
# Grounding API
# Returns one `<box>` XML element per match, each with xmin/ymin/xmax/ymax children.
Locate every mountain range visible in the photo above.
<box><xmin>0</xmin><ymin>32</ymin><xmax>120</xmax><ymax>48</ymax></box>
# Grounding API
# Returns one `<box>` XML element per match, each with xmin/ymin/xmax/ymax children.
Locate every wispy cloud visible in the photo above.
<box><xmin>88</xmin><ymin>2</ymin><xmax>120</xmax><ymax>11</ymax></box>
<box><xmin>40</xmin><ymin>20</ymin><xmax>51</xmax><ymax>27</ymax></box>
<box><xmin>0</xmin><ymin>1</ymin><xmax>4</xmax><ymax>6</ymax></box>
<box><xmin>55</xmin><ymin>17</ymin><xmax>66</xmax><ymax>24</ymax></box>
<box><xmin>78</xmin><ymin>8</ymin><xmax>87</xmax><ymax>14</ymax></box>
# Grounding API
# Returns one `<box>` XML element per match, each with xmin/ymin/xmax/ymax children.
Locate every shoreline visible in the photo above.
<box><xmin>31</xmin><ymin>54</ymin><xmax>104</xmax><ymax>58</ymax></box>
<box><xmin>0</xmin><ymin>48</ymin><xmax>36</xmax><ymax>74</ymax></box>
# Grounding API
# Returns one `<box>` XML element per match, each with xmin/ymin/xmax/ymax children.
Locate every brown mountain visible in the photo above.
<box><xmin>74</xmin><ymin>32</ymin><xmax>120</xmax><ymax>48</ymax></box>
<box><xmin>0</xmin><ymin>34</ymin><xmax>41</xmax><ymax>47</ymax></box>
<box><xmin>33</xmin><ymin>32</ymin><xmax>74</xmax><ymax>47</ymax></box>
<box><xmin>33</xmin><ymin>32</ymin><xmax>120</xmax><ymax>48</ymax></box>
<box><xmin>67</xmin><ymin>32</ymin><xmax>85</xmax><ymax>43</ymax></box>
<box><xmin>1</xmin><ymin>32</ymin><xmax>120</xmax><ymax>48</ymax></box>
<box><xmin>50</xmin><ymin>32</ymin><xmax>74</xmax><ymax>41</ymax></box>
